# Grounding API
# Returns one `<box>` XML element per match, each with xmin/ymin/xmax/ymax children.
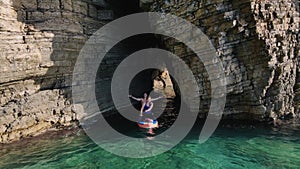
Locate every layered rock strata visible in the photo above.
<box><xmin>146</xmin><ymin>0</ymin><xmax>299</xmax><ymax>120</ymax></box>
<box><xmin>0</xmin><ymin>0</ymin><xmax>299</xmax><ymax>143</ymax></box>
<box><xmin>0</xmin><ymin>0</ymin><xmax>112</xmax><ymax>143</ymax></box>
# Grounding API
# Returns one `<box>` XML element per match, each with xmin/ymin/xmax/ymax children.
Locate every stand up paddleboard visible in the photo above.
<box><xmin>137</xmin><ymin>120</ymin><xmax>158</xmax><ymax>129</ymax></box>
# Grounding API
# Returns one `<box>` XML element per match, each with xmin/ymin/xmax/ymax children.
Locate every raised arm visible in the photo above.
<box><xmin>129</xmin><ymin>95</ymin><xmax>143</xmax><ymax>101</ymax></box>
<box><xmin>151</xmin><ymin>96</ymin><xmax>163</xmax><ymax>101</ymax></box>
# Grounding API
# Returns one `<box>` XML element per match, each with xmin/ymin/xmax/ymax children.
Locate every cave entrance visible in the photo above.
<box><xmin>95</xmin><ymin>0</ymin><xmax>181</xmax><ymax>135</ymax></box>
<box><xmin>129</xmin><ymin>68</ymin><xmax>156</xmax><ymax>102</ymax></box>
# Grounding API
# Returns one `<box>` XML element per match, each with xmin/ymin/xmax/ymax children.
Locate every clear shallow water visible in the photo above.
<box><xmin>0</xmin><ymin>123</ymin><xmax>300</xmax><ymax>169</ymax></box>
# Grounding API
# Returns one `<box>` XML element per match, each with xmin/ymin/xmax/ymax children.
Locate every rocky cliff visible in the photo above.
<box><xmin>0</xmin><ymin>0</ymin><xmax>299</xmax><ymax>143</ymax></box>
<box><xmin>145</xmin><ymin>0</ymin><xmax>299</xmax><ymax>121</ymax></box>
<box><xmin>0</xmin><ymin>0</ymin><xmax>113</xmax><ymax>143</ymax></box>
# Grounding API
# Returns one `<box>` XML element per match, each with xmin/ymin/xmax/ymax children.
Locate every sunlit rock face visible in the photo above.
<box><xmin>144</xmin><ymin>0</ymin><xmax>299</xmax><ymax>120</ymax></box>
<box><xmin>0</xmin><ymin>0</ymin><xmax>152</xmax><ymax>143</ymax></box>
<box><xmin>0</xmin><ymin>0</ymin><xmax>113</xmax><ymax>143</ymax></box>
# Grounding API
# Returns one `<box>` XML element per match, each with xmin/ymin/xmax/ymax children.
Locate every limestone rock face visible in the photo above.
<box><xmin>251</xmin><ymin>0</ymin><xmax>299</xmax><ymax>121</ymax></box>
<box><xmin>0</xmin><ymin>0</ymin><xmax>111</xmax><ymax>143</ymax></box>
<box><xmin>145</xmin><ymin>0</ymin><xmax>299</xmax><ymax>120</ymax></box>
<box><xmin>0</xmin><ymin>0</ymin><xmax>299</xmax><ymax>143</ymax></box>
<box><xmin>153</xmin><ymin>68</ymin><xmax>176</xmax><ymax>97</ymax></box>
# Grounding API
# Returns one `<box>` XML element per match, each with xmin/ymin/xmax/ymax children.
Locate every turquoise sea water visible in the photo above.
<box><xmin>0</xmin><ymin>121</ymin><xmax>300</xmax><ymax>169</ymax></box>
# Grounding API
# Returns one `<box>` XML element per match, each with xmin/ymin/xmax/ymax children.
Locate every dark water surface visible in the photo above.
<box><xmin>0</xmin><ymin>119</ymin><xmax>300</xmax><ymax>169</ymax></box>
